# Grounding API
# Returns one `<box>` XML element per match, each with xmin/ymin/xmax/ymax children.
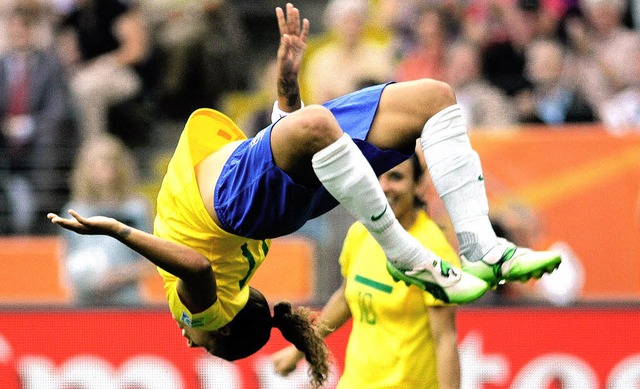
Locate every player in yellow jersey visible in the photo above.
<box><xmin>273</xmin><ymin>156</ymin><xmax>460</xmax><ymax>388</ymax></box>
<box><xmin>48</xmin><ymin>3</ymin><xmax>561</xmax><ymax>388</ymax></box>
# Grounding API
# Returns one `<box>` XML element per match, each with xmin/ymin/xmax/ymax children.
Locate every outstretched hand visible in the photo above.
<box><xmin>47</xmin><ymin>210</ymin><xmax>119</xmax><ymax>236</ymax></box>
<box><xmin>275</xmin><ymin>3</ymin><xmax>309</xmax><ymax>80</ymax></box>
<box><xmin>271</xmin><ymin>344</ymin><xmax>305</xmax><ymax>377</ymax></box>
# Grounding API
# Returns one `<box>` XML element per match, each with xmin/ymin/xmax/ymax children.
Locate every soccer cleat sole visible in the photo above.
<box><xmin>465</xmin><ymin>250</ymin><xmax>562</xmax><ymax>287</ymax></box>
<box><xmin>504</xmin><ymin>256</ymin><xmax>561</xmax><ymax>283</ymax></box>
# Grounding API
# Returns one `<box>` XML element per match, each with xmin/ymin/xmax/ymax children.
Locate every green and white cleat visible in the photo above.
<box><xmin>386</xmin><ymin>258</ymin><xmax>489</xmax><ymax>304</ymax></box>
<box><xmin>462</xmin><ymin>238</ymin><xmax>562</xmax><ymax>287</ymax></box>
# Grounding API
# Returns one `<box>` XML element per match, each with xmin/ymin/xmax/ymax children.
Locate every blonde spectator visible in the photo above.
<box><xmin>59</xmin><ymin>134</ymin><xmax>154</xmax><ymax>306</ymax></box>
<box><xmin>302</xmin><ymin>0</ymin><xmax>393</xmax><ymax>103</ymax></box>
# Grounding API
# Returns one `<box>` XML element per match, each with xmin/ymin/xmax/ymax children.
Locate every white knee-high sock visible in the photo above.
<box><xmin>312</xmin><ymin>133</ymin><xmax>435</xmax><ymax>268</ymax></box>
<box><xmin>420</xmin><ymin>105</ymin><xmax>497</xmax><ymax>260</ymax></box>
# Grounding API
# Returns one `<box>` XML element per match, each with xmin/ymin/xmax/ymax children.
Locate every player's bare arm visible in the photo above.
<box><xmin>48</xmin><ymin>210</ymin><xmax>217</xmax><ymax>312</ymax></box>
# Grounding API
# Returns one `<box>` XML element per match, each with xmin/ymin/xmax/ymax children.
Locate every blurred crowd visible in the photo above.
<box><xmin>0</xmin><ymin>0</ymin><xmax>638</xmax><ymax>305</ymax></box>
<box><xmin>0</xmin><ymin>0</ymin><xmax>250</xmax><ymax>235</ymax></box>
<box><xmin>300</xmin><ymin>0</ymin><xmax>640</xmax><ymax>128</ymax></box>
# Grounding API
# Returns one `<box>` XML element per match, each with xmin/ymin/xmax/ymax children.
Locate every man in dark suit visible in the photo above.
<box><xmin>0</xmin><ymin>6</ymin><xmax>76</xmax><ymax>234</ymax></box>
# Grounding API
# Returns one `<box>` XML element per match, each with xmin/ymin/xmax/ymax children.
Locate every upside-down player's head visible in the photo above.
<box><xmin>180</xmin><ymin>287</ymin><xmax>329</xmax><ymax>387</ymax></box>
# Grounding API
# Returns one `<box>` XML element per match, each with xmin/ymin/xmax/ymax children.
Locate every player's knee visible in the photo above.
<box><xmin>416</xmin><ymin>79</ymin><xmax>457</xmax><ymax>114</ymax></box>
<box><xmin>297</xmin><ymin>105</ymin><xmax>342</xmax><ymax>149</ymax></box>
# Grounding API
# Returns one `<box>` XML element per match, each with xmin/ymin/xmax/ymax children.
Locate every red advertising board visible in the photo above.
<box><xmin>0</xmin><ymin>307</ymin><xmax>638</xmax><ymax>388</ymax></box>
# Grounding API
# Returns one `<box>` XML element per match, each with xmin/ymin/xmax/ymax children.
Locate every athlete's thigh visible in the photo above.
<box><xmin>367</xmin><ymin>79</ymin><xmax>452</xmax><ymax>152</ymax></box>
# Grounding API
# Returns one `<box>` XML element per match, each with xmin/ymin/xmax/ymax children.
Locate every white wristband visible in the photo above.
<box><xmin>271</xmin><ymin>100</ymin><xmax>305</xmax><ymax>123</ymax></box>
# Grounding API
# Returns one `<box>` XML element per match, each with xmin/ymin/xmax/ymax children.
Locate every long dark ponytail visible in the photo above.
<box><xmin>214</xmin><ymin>288</ymin><xmax>329</xmax><ymax>387</ymax></box>
<box><xmin>272</xmin><ymin>301</ymin><xmax>329</xmax><ymax>388</ymax></box>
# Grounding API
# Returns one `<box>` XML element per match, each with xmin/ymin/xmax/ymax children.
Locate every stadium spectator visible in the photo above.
<box><xmin>565</xmin><ymin>0</ymin><xmax>640</xmax><ymax>118</ymax></box>
<box><xmin>479</xmin><ymin>0</ymin><xmax>540</xmax><ymax>97</ymax></box>
<box><xmin>0</xmin><ymin>0</ymin><xmax>57</xmax><ymax>54</ymax></box>
<box><xmin>272</xmin><ymin>156</ymin><xmax>461</xmax><ymax>389</ymax></box>
<box><xmin>0</xmin><ymin>5</ymin><xmax>75</xmax><ymax>234</ymax></box>
<box><xmin>518</xmin><ymin>38</ymin><xmax>596</xmax><ymax>125</ymax></box>
<box><xmin>302</xmin><ymin>0</ymin><xmax>393</xmax><ymax>103</ymax></box>
<box><xmin>444</xmin><ymin>40</ymin><xmax>517</xmax><ymax>129</ymax></box>
<box><xmin>59</xmin><ymin>134</ymin><xmax>154</xmax><ymax>306</ymax></box>
<box><xmin>57</xmin><ymin>0</ymin><xmax>149</xmax><ymax>141</ymax></box>
<box><xmin>367</xmin><ymin>0</ymin><xmax>423</xmax><ymax>59</ymax></box>
<box><xmin>141</xmin><ymin>0</ymin><xmax>248</xmax><ymax>119</ymax></box>
<box><xmin>395</xmin><ymin>4</ymin><xmax>450</xmax><ymax>83</ymax></box>
<box><xmin>597</xmin><ymin>40</ymin><xmax>640</xmax><ymax>131</ymax></box>
<box><xmin>458</xmin><ymin>0</ymin><xmax>566</xmax><ymax>47</ymax></box>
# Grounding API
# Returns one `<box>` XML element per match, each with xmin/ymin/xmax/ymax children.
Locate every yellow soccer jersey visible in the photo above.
<box><xmin>154</xmin><ymin>108</ymin><xmax>269</xmax><ymax>330</ymax></box>
<box><xmin>337</xmin><ymin>210</ymin><xmax>459</xmax><ymax>389</ymax></box>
